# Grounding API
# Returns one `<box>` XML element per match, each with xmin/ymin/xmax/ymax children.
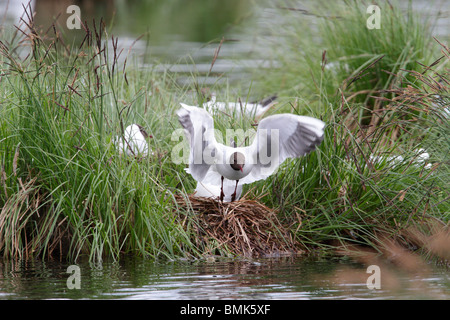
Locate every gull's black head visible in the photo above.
<box><xmin>230</xmin><ymin>152</ymin><xmax>245</xmax><ymax>172</ymax></box>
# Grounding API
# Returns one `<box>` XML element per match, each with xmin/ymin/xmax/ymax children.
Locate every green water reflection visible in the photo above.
<box><xmin>0</xmin><ymin>257</ymin><xmax>448</xmax><ymax>299</ymax></box>
<box><xmin>28</xmin><ymin>0</ymin><xmax>251</xmax><ymax>44</ymax></box>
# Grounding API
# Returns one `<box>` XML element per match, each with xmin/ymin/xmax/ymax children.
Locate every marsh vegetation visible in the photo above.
<box><xmin>0</xmin><ymin>1</ymin><xmax>448</xmax><ymax>269</ymax></box>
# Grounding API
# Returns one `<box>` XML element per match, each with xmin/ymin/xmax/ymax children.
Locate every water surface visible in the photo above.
<box><xmin>1</xmin><ymin>257</ymin><xmax>448</xmax><ymax>300</ymax></box>
<box><xmin>2</xmin><ymin>0</ymin><xmax>448</xmax><ymax>87</ymax></box>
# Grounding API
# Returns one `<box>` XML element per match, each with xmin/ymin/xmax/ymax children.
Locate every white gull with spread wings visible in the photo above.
<box><xmin>177</xmin><ymin>103</ymin><xmax>325</xmax><ymax>202</ymax></box>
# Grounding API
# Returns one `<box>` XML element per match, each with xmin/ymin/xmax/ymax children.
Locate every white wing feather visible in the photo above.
<box><xmin>176</xmin><ymin>103</ymin><xmax>218</xmax><ymax>182</ymax></box>
<box><xmin>240</xmin><ymin>114</ymin><xmax>325</xmax><ymax>184</ymax></box>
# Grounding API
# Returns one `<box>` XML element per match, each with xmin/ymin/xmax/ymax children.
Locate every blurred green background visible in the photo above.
<box><xmin>0</xmin><ymin>0</ymin><xmax>251</xmax><ymax>44</ymax></box>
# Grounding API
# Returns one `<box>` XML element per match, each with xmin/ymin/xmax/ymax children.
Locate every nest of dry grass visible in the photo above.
<box><xmin>175</xmin><ymin>194</ymin><xmax>302</xmax><ymax>258</ymax></box>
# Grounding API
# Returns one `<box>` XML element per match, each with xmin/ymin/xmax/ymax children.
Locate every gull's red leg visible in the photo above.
<box><xmin>220</xmin><ymin>176</ymin><xmax>225</xmax><ymax>202</ymax></box>
<box><xmin>231</xmin><ymin>180</ymin><xmax>239</xmax><ymax>202</ymax></box>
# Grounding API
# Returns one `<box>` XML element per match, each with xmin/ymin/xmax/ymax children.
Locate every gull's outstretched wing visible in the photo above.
<box><xmin>241</xmin><ymin>113</ymin><xmax>325</xmax><ymax>184</ymax></box>
<box><xmin>177</xmin><ymin>103</ymin><xmax>218</xmax><ymax>182</ymax></box>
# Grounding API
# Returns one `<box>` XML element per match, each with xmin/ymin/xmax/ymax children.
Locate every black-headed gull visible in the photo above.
<box><xmin>177</xmin><ymin>104</ymin><xmax>325</xmax><ymax>202</ymax></box>
<box><xmin>193</xmin><ymin>140</ymin><xmax>243</xmax><ymax>202</ymax></box>
<box><xmin>114</xmin><ymin>124</ymin><xmax>153</xmax><ymax>157</ymax></box>
<box><xmin>202</xmin><ymin>94</ymin><xmax>277</xmax><ymax>119</ymax></box>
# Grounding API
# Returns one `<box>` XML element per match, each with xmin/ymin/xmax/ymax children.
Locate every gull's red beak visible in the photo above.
<box><xmin>240</xmin><ymin>166</ymin><xmax>243</xmax><ymax>172</ymax></box>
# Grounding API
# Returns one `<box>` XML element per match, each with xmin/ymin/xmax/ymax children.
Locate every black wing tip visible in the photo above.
<box><xmin>251</xmin><ymin>95</ymin><xmax>278</xmax><ymax>106</ymax></box>
<box><xmin>261</xmin><ymin>95</ymin><xmax>278</xmax><ymax>106</ymax></box>
<box><xmin>177</xmin><ymin>112</ymin><xmax>190</xmax><ymax>130</ymax></box>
